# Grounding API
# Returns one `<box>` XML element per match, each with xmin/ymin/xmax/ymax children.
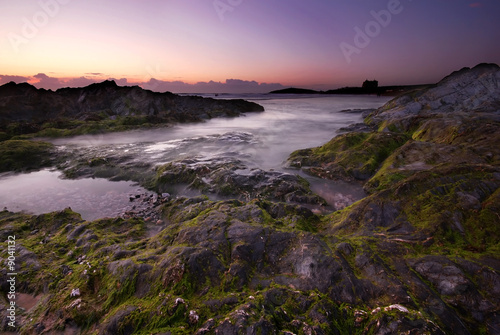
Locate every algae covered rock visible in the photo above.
<box><xmin>3</xmin><ymin>195</ymin><xmax>498</xmax><ymax>334</ymax></box>
<box><xmin>0</xmin><ymin>140</ymin><xmax>54</xmax><ymax>172</ymax></box>
<box><xmin>154</xmin><ymin>157</ymin><xmax>327</xmax><ymax>205</ymax></box>
<box><xmin>288</xmin><ymin>131</ymin><xmax>409</xmax><ymax>182</ymax></box>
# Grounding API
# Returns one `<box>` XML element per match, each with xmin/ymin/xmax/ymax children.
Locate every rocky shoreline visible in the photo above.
<box><xmin>0</xmin><ymin>64</ymin><xmax>499</xmax><ymax>334</ymax></box>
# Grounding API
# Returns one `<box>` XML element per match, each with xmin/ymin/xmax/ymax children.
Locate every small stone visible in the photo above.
<box><xmin>68</xmin><ymin>298</ymin><xmax>82</xmax><ymax>309</ymax></box>
<box><xmin>189</xmin><ymin>310</ymin><xmax>199</xmax><ymax>324</ymax></box>
<box><xmin>384</xmin><ymin>304</ymin><xmax>409</xmax><ymax>313</ymax></box>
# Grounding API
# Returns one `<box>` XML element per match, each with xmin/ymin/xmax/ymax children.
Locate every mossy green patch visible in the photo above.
<box><xmin>0</xmin><ymin>139</ymin><xmax>54</xmax><ymax>172</ymax></box>
<box><xmin>289</xmin><ymin>132</ymin><xmax>409</xmax><ymax>181</ymax></box>
<box><xmin>0</xmin><ymin>131</ymin><xmax>10</xmax><ymax>141</ymax></box>
<box><xmin>328</xmin><ymin>162</ymin><xmax>500</xmax><ymax>260</ymax></box>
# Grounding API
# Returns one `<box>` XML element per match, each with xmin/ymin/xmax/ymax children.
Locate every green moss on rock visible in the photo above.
<box><xmin>0</xmin><ymin>139</ymin><xmax>54</xmax><ymax>172</ymax></box>
<box><xmin>288</xmin><ymin>131</ymin><xmax>409</xmax><ymax>181</ymax></box>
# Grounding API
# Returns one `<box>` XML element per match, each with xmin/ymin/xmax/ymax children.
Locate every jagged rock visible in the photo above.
<box><xmin>100</xmin><ymin>306</ymin><xmax>138</xmax><ymax>335</ymax></box>
<box><xmin>0</xmin><ymin>80</ymin><xmax>264</xmax><ymax>126</ymax></box>
<box><xmin>155</xmin><ymin>157</ymin><xmax>327</xmax><ymax>205</ymax></box>
<box><xmin>366</xmin><ymin>63</ymin><xmax>500</xmax><ymax>133</ymax></box>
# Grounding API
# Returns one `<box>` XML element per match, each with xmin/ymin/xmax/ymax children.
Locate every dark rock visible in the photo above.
<box><xmin>100</xmin><ymin>306</ymin><xmax>138</xmax><ymax>335</ymax></box>
<box><xmin>60</xmin><ymin>264</ymin><xmax>72</xmax><ymax>276</ymax></box>
<box><xmin>264</xmin><ymin>288</ymin><xmax>288</xmax><ymax>306</ymax></box>
<box><xmin>203</xmin><ymin>296</ymin><xmax>239</xmax><ymax>313</ymax></box>
<box><xmin>0</xmin><ymin>81</ymin><xmax>264</xmax><ymax>126</ymax></box>
<box><xmin>336</xmin><ymin>242</ymin><xmax>354</xmax><ymax>256</ymax></box>
<box><xmin>67</xmin><ymin>223</ymin><xmax>89</xmax><ymax>240</ymax></box>
<box><xmin>338</xmin><ymin>122</ymin><xmax>375</xmax><ymax>133</ymax></box>
<box><xmin>155</xmin><ymin>157</ymin><xmax>326</xmax><ymax>205</ymax></box>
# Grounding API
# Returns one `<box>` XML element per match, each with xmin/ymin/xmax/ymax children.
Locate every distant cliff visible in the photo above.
<box><xmin>0</xmin><ymin>80</ymin><xmax>264</xmax><ymax>129</ymax></box>
<box><xmin>268</xmin><ymin>87</ymin><xmax>319</xmax><ymax>94</ymax></box>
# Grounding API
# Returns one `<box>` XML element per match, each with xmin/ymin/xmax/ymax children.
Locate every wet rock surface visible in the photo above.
<box><xmin>0</xmin><ymin>65</ymin><xmax>499</xmax><ymax>334</ymax></box>
<box><xmin>155</xmin><ymin>157</ymin><xmax>327</xmax><ymax>205</ymax></box>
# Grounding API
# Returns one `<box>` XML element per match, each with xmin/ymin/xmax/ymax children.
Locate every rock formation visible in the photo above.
<box><xmin>0</xmin><ymin>80</ymin><xmax>264</xmax><ymax>136</ymax></box>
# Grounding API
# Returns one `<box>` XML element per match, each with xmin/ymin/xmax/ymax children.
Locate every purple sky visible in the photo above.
<box><xmin>1</xmin><ymin>0</ymin><xmax>499</xmax><ymax>93</ymax></box>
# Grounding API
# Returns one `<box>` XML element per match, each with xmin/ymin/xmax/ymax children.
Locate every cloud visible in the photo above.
<box><xmin>33</xmin><ymin>73</ymin><xmax>65</xmax><ymax>90</ymax></box>
<box><xmin>141</xmin><ymin>78</ymin><xmax>285</xmax><ymax>94</ymax></box>
<box><xmin>469</xmin><ymin>2</ymin><xmax>482</xmax><ymax>8</ymax></box>
<box><xmin>31</xmin><ymin>73</ymin><xmax>101</xmax><ymax>90</ymax></box>
<box><xmin>0</xmin><ymin>75</ymin><xmax>31</xmax><ymax>85</ymax></box>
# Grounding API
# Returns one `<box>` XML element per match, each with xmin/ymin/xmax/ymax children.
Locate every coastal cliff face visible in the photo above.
<box><xmin>1</xmin><ymin>65</ymin><xmax>499</xmax><ymax>335</ymax></box>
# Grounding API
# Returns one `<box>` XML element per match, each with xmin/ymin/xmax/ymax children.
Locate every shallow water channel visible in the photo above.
<box><xmin>0</xmin><ymin>95</ymin><xmax>391</xmax><ymax>220</ymax></box>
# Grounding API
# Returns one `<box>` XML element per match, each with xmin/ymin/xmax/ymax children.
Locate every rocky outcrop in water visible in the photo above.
<box><xmin>1</xmin><ymin>64</ymin><xmax>499</xmax><ymax>334</ymax></box>
<box><xmin>154</xmin><ymin>157</ymin><xmax>326</xmax><ymax>205</ymax></box>
<box><xmin>58</xmin><ymin>148</ymin><xmax>327</xmax><ymax>207</ymax></box>
<box><xmin>0</xmin><ymin>80</ymin><xmax>264</xmax><ymax>136</ymax></box>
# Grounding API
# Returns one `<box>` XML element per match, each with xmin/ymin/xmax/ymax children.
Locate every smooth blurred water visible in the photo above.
<box><xmin>0</xmin><ymin>95</ymin><xmax>391</xmax><ymax>219</ymax></box>
<box><xmin>51</xmin><ymin>95</ymin><xmax>390</xmax><ymax>169</ymax></box>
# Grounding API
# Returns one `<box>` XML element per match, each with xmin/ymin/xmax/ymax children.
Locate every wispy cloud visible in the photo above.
<box><xmin>469</xmin><ymin>2</ymin><xmax>482</xmax><ymax>8</ymax></box>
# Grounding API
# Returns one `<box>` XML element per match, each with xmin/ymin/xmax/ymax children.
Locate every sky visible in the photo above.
<box><xmin>1</xmin><ymin>0</ymin><xmax>500</xmax><ymax>93</ymax></box>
